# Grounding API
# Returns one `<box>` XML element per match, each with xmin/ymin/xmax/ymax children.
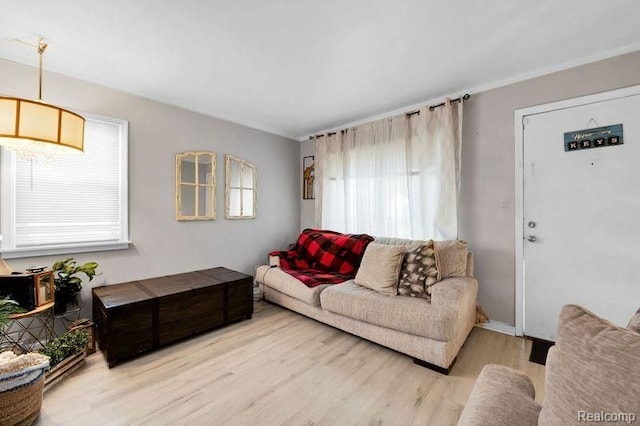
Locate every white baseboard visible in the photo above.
<box><xmin>475</xmin><ymin>320</ymin><xmax>516</xmax><ymax>336</ymax></box>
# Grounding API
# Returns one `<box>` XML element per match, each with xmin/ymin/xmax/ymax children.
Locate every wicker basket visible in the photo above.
<box><xmin>0</xmin><ymin>353</ymin><xmax>49</xmax><ymax>426</ymax></box>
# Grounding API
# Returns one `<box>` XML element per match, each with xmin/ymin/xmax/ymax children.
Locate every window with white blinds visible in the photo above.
<box><xmin>0</xmin><ymin>113</ymin><xmax>129</xmax><ymax>258</ymax></box>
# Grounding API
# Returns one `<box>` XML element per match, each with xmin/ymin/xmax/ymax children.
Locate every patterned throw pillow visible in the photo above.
<box><xmin>397</xmin><ymin>241</ymin><xmax>438</xmax><ymax>301</ymax></box>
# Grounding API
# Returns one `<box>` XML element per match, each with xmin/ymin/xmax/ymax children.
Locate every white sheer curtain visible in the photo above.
<box><xmin>316</xmin><ymin>99</ymin><xmax>462</xmax><ymax>240</ymax></box>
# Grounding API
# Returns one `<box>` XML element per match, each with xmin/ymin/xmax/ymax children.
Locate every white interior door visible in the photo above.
<box><xmin>522</xmin><ymin>90</ymin><xmax>640</xmax><ymax>341</ymax></box>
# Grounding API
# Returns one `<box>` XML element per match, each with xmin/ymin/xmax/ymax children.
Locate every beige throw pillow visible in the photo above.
<box><xmin>354</xmin><ymin>243</ymin><xmax>404</xmax><ymax>295</ymax></box>
<box><xmin>434</xmin><ymin>240</ymin><xmax>468</xmax><ymax>280</ymax></box>
<box><xmin>397</xmin><ymin>240</ymin><xmax>438</xmax><ymax>300</ymax></box>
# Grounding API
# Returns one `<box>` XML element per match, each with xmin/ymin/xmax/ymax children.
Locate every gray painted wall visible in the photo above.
<box><xmin>460</xmin><ymin>50</ymin><xmax>640</xmax><ymax>325</ymax></box>
<box><xmin>0</xmin><ymin>58</ymin><xmax>301</xmax><ymax>316</ymax></box>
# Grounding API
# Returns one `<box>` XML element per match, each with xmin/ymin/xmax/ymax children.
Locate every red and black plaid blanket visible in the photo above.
<box><xmin>269</xmin><ymin>229</ymin><xmax>374</xmax><ymax>288</ymax></box>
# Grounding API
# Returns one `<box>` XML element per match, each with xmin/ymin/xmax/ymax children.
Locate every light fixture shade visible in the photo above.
<box><xmin>0</xmin><ymin>96</ymin><xmax>85</xmax><ymax>157</ymax></box>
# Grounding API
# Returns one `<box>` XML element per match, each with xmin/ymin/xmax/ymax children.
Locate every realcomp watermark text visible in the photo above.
<box><xmin>578</xmin><ymin>410</ymin><xmax>636</xmax><ymax>423</ymax></box>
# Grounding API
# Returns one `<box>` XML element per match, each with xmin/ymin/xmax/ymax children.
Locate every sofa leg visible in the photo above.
<box><xmin>413</xmin><ymin>357</ymin><xmax>456</xmax><ymax>375</ymax></box>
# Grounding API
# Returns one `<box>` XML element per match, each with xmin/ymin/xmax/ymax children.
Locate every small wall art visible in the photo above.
<box><xmin>303</xmin><ymin>155</ymin><xmax>315</xmax><ymax>200</ymax></box>
<box><xmin>175</xmin><ymin>151</ymin><xmax>216</xmax><ymax>221</ymax></box>
<box><xmin>225</xmin><ymin>154</ymin><xmax>257</xmax><ymax>219</ymax></box>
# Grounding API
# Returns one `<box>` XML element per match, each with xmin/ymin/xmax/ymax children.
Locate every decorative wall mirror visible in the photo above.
<box><xmin>175</xmin><ymin>151</ymin><xmax>216</xmax><ymax>220</ymax></box>
<box><xmin>225</xmin><ymin>154</ymin><xmax>256</xmax><ymax>219</ymax></box>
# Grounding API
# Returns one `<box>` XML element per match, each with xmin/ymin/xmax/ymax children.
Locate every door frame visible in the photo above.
<box><xmin>514</xmin><ymin>84</ymin><xmax>640</xmax><ymax>336</ymax></box>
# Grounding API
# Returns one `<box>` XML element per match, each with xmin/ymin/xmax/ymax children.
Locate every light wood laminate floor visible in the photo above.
<box><xmin>37</xmin><ymin>302</ymin><xmax>545</xmax><ymax>426</ymax></box>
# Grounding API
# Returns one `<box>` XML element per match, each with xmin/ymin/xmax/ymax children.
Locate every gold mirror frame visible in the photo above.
<box><xmin>225</xmin><ymin>154</ymin><xmax>256</xmax><ymax>220</ymax></box>
<box><xmin>175</xmin><ymin>151</ymin><xmax>216</xmax><ymax>220</ymax></box>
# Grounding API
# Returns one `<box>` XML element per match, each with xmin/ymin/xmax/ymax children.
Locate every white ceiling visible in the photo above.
<box><xmin>1</xmin><ymin>1</ymin><xmax>639</xmax><ymax>140</ymax></box>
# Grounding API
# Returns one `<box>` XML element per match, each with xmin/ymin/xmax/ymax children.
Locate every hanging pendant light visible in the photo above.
<box><xmin>0</xmin><ymin>39</ymin><xmax>85</xmax><ymax>159</ymax></box>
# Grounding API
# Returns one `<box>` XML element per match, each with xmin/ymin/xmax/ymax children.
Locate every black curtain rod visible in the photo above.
<box><xmin>311</xmin><ymin>93</ymin><xmax>470</xmax><ymax>139</ymax></box>
<box><xmin>406</xmin><ymin>93</ymin><xmax>470</xmax><ymax>117</ymax></box>
<box><xmin>312</xmin><ymin>131</ymin><xmax>340</xmax><ymax>139</ymax></box>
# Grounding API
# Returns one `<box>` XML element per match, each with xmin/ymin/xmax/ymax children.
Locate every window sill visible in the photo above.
<box><xmin>0</xmin><ymin>241</ymin><xmax>131</xmax><ymax>259</ymax></box>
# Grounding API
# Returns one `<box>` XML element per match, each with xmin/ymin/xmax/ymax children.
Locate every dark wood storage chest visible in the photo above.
<box><xmin>92</xmin><ymin>267</ymin><xmax>253</xmax><ymax>367</ymax></box>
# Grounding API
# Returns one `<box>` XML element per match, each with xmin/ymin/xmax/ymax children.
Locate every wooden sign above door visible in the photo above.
<box><xmin>564</xmin><ymin>123</ymin><xmax>623</xmax><ymax>152</ymax></box>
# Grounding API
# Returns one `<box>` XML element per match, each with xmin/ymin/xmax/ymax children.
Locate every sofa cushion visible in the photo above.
<box><xmin>354</xmin><ymin>243</ymin><xmax>404</xmax><ymax>295</ymax></box>
<box><xmin>255</xmin><ymin>265</ymin><xmax>331</xmax><ymax>307</ymax></box>
<box><xmin>434</xmin><ymin>240</ymin><xmax>468</xmax><ymax>280</ymax></box>
<box><xmin>397</xmin><ymin>241</ymin><xmax>438</xmax><ymax>299</ymax></box>
<box><xmin>538</xmin><ymin>304</ymin><xmax>640</xmax><ymax>426</ymax></box>
<box><xmin>320</xmin><ymin>280</ymin><xmax>455</xmax><ymax>341</ymax></box>
<box><xmin>457</xmin><ymin>364</ymin><xmax>541</xmax><ymax>426</ymax></box>
<box><xmin>374</xmin><ymin>237</ymin><xmax>426</xmax><ymax>251</ymax></box>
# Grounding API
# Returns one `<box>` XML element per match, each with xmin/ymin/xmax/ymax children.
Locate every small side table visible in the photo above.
<box><xmin>0</xmin><ymin>302</ymin><xmax>55</xmax><ymax>353</ymax></box>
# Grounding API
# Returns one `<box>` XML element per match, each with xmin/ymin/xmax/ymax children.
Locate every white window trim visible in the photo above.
<box><xmin>0</xmin><ymin>111</ymin><xmax>130</xmax><ymax>259</ymax></box>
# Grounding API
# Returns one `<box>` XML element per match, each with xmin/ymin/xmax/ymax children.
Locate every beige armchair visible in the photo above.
<box><xmin>458</xmin><ymin>305</ymin><xmax>640</xmax><ymax>425</ymax></box>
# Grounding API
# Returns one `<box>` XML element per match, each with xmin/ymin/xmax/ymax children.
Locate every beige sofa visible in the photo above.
<box><xmin>458</xmin><ymin>304</ymin><xmax>640</xmax><ymax>425</ymax></box>
<box><xmin>255</xmin><ymin>237</ymin><xmax>478</xmax><ymax>374</ymax></box>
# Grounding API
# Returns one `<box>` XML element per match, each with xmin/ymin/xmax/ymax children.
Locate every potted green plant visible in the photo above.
<box><xmin>40</xmin><ymin>329</ymin><xmax>89</xmax><ymax>391</ymax></box>
<box><xmin>40</xmin><ymin>329</ymin><xmax>89</xmax><ymax>368</ymax></box>
<box><xmin>0</xmin><ymin>296</ymin><xmax>24</xmax><ymax>330</ymax></box>
<box><xmin>52</xmin><ymin>258</ymin><xmax>99</xmax><ymax>315</ymax></box>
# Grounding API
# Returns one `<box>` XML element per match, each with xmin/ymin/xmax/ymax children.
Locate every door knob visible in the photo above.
<box><xmin>527</xmin><ymin>235</ymin><xmax>537</xmax><ymax>242</ymax></box>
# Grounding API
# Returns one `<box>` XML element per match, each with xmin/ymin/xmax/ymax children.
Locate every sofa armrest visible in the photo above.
<box><xmin>431</xmin><ymin>276</ymin><xmax>478</xmax><ymax>308</ymax></box>
<box><xmin>458</xmin><ymin>364</ymin><xmax>541</xmax><ymax>426</ymax></box>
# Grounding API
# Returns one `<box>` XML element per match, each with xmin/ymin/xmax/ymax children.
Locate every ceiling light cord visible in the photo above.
<box><xmin>37</xmin><ymin>39</ymin><xmax>47</xmax><ymax>101</ymax></box>
<box><xmin>0</xmin><ymin>38</ymin><xmax>48</xmax><ymax>100</ymax></box>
